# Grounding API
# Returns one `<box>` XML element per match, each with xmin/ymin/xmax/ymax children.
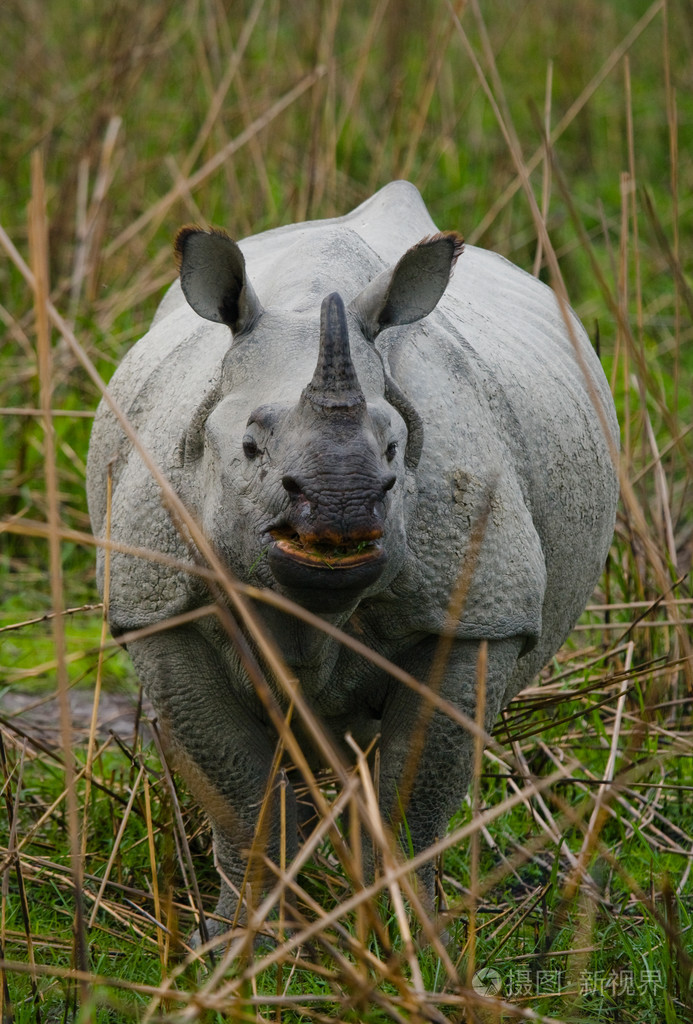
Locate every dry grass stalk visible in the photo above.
<box><xmin>29</xmin><ymin>151</ymin><xmax>89</xmax><ymax>987</ymax></box>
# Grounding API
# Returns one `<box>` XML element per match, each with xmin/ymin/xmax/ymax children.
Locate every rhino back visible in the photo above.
<box><xmin>238</xmin><ymin>180</ymin><xmax>437</xmax><ymax>272</ymax></box>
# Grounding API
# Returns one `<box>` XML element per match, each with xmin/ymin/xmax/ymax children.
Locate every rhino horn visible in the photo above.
<box><xmin>301</xmin><ymin>292</ymin><xmax>366</xmax><ymax>412</ymax></box>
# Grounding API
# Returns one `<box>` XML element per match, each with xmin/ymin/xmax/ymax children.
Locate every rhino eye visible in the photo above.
<box><xmin>242</xmin><ymin>434</ymin><xmax>259</xmax><ymax>459</ymax></box>
<box><xmin>385</xmin><ymin>441</ymin><xmax>398</xmax><ymax>462</ymax></box>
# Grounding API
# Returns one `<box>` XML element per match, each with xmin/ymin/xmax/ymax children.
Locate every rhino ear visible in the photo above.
<box><xmin>174</xmin><ymin>226</ymin><xmax>263</xmax><ymax>335</ymax></box>
<box><xmin>350</xmin><ymin>231</ymin><xmax>464</xmax><ymax>340</ymax></box>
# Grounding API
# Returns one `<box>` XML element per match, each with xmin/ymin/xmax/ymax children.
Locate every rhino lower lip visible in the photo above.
<box><xmin>268</xmin><ymin>529</ymin><xmax>383</xmax><ymax>570</ymax></box>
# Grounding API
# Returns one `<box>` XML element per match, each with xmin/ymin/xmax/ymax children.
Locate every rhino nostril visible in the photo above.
<box><xmin>282</xmin><ymin>475</ymin><xmax>303</xmax><ymax>496</ymax></box>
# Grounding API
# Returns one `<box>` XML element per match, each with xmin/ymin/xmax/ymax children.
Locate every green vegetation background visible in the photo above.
<box><xmin>1</xmin><ymin>1</ymin><xmax>692</xmax><ymax>1021</ymax></box>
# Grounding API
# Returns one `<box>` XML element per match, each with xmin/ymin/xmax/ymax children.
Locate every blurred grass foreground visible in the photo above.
<box><xmin>1</xmin><ymin>1</ymin><xmax>692</xmax><ymax>1021</ymax></box>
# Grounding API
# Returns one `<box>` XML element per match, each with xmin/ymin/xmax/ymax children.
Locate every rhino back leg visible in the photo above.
<box><xmin>377</xmin><ymin>636</ymin><xmax>523</xmax><ymax>906</ymax></box>
<box><xmin>126</xmin><ymin>622</ymin><xmax>297</xmax><ymax>938</ymax></box>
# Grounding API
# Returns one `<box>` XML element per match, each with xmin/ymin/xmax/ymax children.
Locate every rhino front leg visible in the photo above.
<box><xmin>377</xmin><ymin>636</ymin><xmax>523</xmax><ymax>907</ymax></box>
<box><xmin>126</xmin><ymin>622</ymin><xmax>297</xmax><ymax>939</ymax></box>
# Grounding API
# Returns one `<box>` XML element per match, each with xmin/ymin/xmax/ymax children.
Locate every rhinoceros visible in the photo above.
<box><xmin>87</xmin><ymin>180</ymin><xmax>619</xmax><ymax>938</ymax></box>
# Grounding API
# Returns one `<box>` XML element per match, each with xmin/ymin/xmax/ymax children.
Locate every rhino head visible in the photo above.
<box><xmin>174</xmin><ymin>225</ymin><xmax>463</xmax><ymax>615</ymax></box>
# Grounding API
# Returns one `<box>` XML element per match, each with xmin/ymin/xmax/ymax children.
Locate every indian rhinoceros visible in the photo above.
<box><xmin>87</xmin><ymin>180</ymin><xmax>619</xmax><ymax>939</ymax></box>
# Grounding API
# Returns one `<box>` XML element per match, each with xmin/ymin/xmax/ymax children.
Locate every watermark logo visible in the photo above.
<box><xmin>501</xmin><ymin>967</ymin><xmax>661</xmax><ymax>998</ymax></box>
<box><xmin>472</xmin><ymin>968</ymin><xmax>502</xmax><ymax>996</ymax></box>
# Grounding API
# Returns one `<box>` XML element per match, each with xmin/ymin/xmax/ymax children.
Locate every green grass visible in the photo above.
<box><xmin>2</xmin><ymin>0</ymin><xmax>692</xmax><ymax>1021</ymax></box>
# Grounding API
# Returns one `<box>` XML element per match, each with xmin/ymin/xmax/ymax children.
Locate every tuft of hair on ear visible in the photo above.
<box><xmin>174</xmin><ymin>225</ymin><xmax>200</xmax><ymax>273</ymax></box>
<box><xmin>173</xmin><ymin>225</ymin><xmax>235</xmax><ymax>273</ymax></box>
<box><xmin>419</xmin><ymin>231</ymin><xmax>465</xmax><ymax>275</ymax></box>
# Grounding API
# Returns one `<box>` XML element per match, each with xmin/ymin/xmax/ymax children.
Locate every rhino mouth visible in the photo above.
<box><xmin>266</xmin><ymin>527</ymin><xmax>386</xmax><ymax>605</ymax></box>
<box><xmin>269</xmin><ymin>529</ymin><xmax>383</xmax><ymax>570</ymax></box>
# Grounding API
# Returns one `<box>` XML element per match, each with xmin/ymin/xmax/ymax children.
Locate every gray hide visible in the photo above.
<box><xmin>87</xmin><ymin>180</ymin><xmax>619</xmax><ymax>936</ymax></box>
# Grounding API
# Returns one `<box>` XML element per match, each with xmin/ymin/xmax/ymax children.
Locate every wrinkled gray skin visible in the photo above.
<box><xmin>87</xmin><ymin>181</ymin><xmax>619</xmax><ymax>937</ymax></box>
